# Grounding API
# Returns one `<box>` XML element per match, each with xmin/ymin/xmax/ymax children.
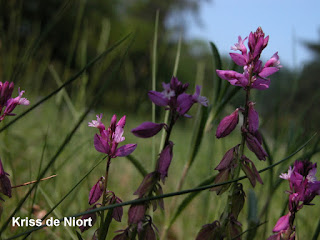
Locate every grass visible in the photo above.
<box><xmin>0</xmin><ymin>97</ymin><xmax>318</xmax><ymax>239</ymax></box>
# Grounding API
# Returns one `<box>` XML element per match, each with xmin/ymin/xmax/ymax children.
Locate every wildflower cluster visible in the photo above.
<box><xmin>0</xmin><ymin>81</ymin><xmax>29</xmax><ymax>210</ymax></box>
<box><xmin>0</xmin><ymin>81</ymin><xmax>29</xmax><ymax>122</ymax></box>
<box><xmin>197</xmin><ymin>27</ymin><xmax>281</xmax><ymax>239</ymax></box>
<box><xmin>268</xmin><ymin>160</ymin><xmax>320</xmax><ymax>240</ymax></box>
<box><xmin>80</xmin><ymin>114</ymin><xmax>137</xmax><ymax>237</ymax></box>
<box><xmin>112</xmin><ymin>76</ymin><xmax>208</xmax><ymax>239</ymax></box>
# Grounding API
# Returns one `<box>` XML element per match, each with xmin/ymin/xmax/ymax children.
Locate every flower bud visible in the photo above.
<box><xmin>245</xmin><ymin>133</ymin><xmax>268</xmax><ymax>160</ymax></box>
<box><xmin>216</xmin><ymin>109</ymin><xmax>239</xmax><ymax>138</ymax></box>
<box><xmin>248</xmin><ymin>102</ymin><xmax>259</xmax><ymax>133</ymax></box>
<box><xmin>215</xmin><ymin>145</ymin><xmax>239</xmax><ymax>171</ymax></box>
<box><xmin>131</xmin><ymin>122</ymin><xmax>165</xmax><ymax>138</ymax></box>
<box><xmin>195</xmin><ymin>221</ymin><xmax>223</xmax><ymax>240</ymax></box>
<box><xmin>156</xmin><ymin>141</ymin><xmax>174</xmax><ymax>183</ymax></box>
<box><xmin>88</xmin><ymin>177</ymin><xmax>104</xmax><ymax>205</ymax></box>
<box><xmin>128</xmin><ymin>204</ymin><xmax>146</xmax><ymax>224</ymax></box>
<box><xmin>0</xmin><ymin>159</ymin><xmax>11</xmax><ymax>199</ymax></box>
<box><xmin>79</xmin><ymin>206</ymin><xmax>97</xmax><ymax>232</ymax></box>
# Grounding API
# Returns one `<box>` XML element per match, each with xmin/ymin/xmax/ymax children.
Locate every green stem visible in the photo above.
<box><xmin>99</xmin><ymin>155</ymin><xmax>112</xmax><ymax>239</ymax></box>
<box><xmin>224</xmin><ymin>87</ymin><xmax>250</xmax><ymax>225</ymax></box>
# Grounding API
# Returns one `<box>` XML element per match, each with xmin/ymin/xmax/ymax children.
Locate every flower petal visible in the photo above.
<box><xmin>230</xmin><ymin>53</ymin><xmax>247</xmax><ymax>66</ymax></box>
<box><xmin>115</xmin><ymin>144</ymin><xmax>137</xmax><ymax>157</ymax></box>
<box><xmin>148</xmin><ymin>91</ymin><xmax>168</xmax><ymax>106</ymax></box>
<box><xmin>94</xmin><ymin>134</ymin><xmax>109</xmax><ymax>154</ymax></box>
<box><xmin>131</xmin><ymin>122</ymin><xmax>165</xmax><ymax>138</ymax></box>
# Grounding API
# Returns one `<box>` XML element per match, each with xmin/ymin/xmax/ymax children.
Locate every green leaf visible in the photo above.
<box><xmin>209</xmin><ymin>42</ymin><xmax>222</xmax><ymax>104</ymax></box>
<box><xmin>246</xmin><ymin>190</ymin><xmax>259</xmax><ymax>240</ymax></box>
<box><xmin>312</xmin><ymin>218</ymin><xmax>320</xmax><ymax>240</ymax></box>
<box><xmin>99</xmin><ymin>209</ymin><xmax>114</xmax><ymax>240</ymax></box>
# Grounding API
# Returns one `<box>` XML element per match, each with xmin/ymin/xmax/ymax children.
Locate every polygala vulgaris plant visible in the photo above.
<box><xmin>110</xmin><ymin>76</ymin><xmax>208</xmax><ymax>239</ymax></box>
<box><xmin>268</xmin><ymin>160</ymin><xmax>320</xmax><ymax>240</ymax></box>
<box><xmin>80</xmin><ymin>114</ymin><xmax>137</xmax><ymax>239</ymax></box>
<box><xmin>196</xmin><ymin>27</ymin><xmax>281</xmax><ymax>239</ymax></box>
<box><xmin>0</xmin><ymin>81</ymin><xmax>29</xmax><ymax>216</ymax></box>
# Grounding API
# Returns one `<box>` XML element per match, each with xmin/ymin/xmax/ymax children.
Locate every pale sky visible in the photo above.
<box><xmin>186</xmin><ymin>0</ymin><xmax>320</xmax><ymax>69</ymax></box>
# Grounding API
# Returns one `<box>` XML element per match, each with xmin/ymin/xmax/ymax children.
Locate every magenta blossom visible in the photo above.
<box><xmin>148</xmin><ymin>76</ymin><xmax>208</xmax><ymax>116</ymax></box>
<box><xmin>216</xmin><ymin>109</ymin><xmax>239</xmax><ymax>138</ymax></box>
<box><xmin>88</xmin><ymin>177</ymin><xmax>104</xmax><ymax>205</ymax></box>
<box><xmin>0</xmin><ymin>82</ymin><xmax>29</xmax><ymax>121</ymax></box>
<box><xmin>156</xmin><ymin>141</ymin><xmax>174</xmax><ymax>183</ymax></box>
<box><xmin>216</xmin><ymin>27</ymin><xmax>281</xmax><ymax>90</ymax></box>
<box><xmin>131</xmin><ymin>122</ymin><xmax>166</xmax><ymax>138</ymax></box>
<box><xmin>89</xmin><ymin>114</ymin><xmax>137</xmax><ymax>158</ymax></box>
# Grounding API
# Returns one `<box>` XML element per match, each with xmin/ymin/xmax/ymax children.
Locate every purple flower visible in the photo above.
<box><xmin>88</xmin><ymin>177</ymin><xmax>104</xmax><ymax>205</ymax></box>
<box><xmin>105</xmin><ymin>191</ymin><xmax>123</xmax><ymax>222</ymax></box>
<box><xmin>113</xmin><ymin>229</ymin><xmax>130</xmax><ymax>240</ymax></box>
<box><xmin>248</xmin><ymin>102</ymin><xmax>259</xmax><ymax>133</ymax></box>
<box><xmin>137</xmin><ymin>217</ymin><xmax>158</xmax><ymax>240</ymax></box>
<box><xmin>193</xmin><ymin>85</ymin><xmax>209</xmax><ymax>107</ymax></box>
<box><xmin>215</xmin><ymin>145</ymin><xmax>239</xmax><ymax>171</ymax></box>
<box><xmin>0</xmin><ymin>82</ymin><xmax>29</xmax><ymax>122</ymax></box>
<box><xmin>216</xmin><ymin>70</ymin><xmax>249</xmax><ymax>88</ymax></box>
<box><xmin>241</xmin><ymin>155</ymin><xmax>263</xmax><ymax>187</ymax></box>
<box><xmin>79</xmin><ymin>205</ymin><xmax>97</xmax><ymax>232</ymax></box>
<box><xmin>216</xmin><ymin>109</ymin><xmax>239</xmax><ymax>138</ymax></box>
<box><xmin>272</xmin><ymin>213</ymin><xmax>290</xmax><ymax>233</ymax></box>
<box><xmin>134</xmin><ymin>172</ymin><xmax>158</xmax><ymax>198</ymax></box>
<box><xmin>148</xmin><ymin>77</ymin><xmax>208</xmax><ymax>116</ymax></box>
<box><xmin>245</xmin><ymin>132</ymin><xmax>268</xmax><ymax>160</ymax></box>
<box><xmin>128</xmin><ymin>204</ymin><xmax>146</xmax><ymax>224</ymax></box>
<box><xmin>217</xmin><ymin>27</ymin><xmax>280</xmax><ymax>91</ymax></box>
<box><xmin>90</xmin><ymin>114</ymin><xmax>137</xmax><ymax>158</ymax></box>
<box><xmin>156</xmin><ymin>141</ymin><xmax>174</xmax><ymax>183</ymax></box>
<box><xmin>131</xmin><ymin>122</ymin><xmax>166</xmax><ymax>138</ymax></box>
<box><xmin>0</xmin><ymin>158</ymin><xmax>11</xmax><ymax>199</ymax></box>
<box><xmin>195</xmin><ymin>221</ymin><xmax>222</xmax><ymax>240</ymax></box>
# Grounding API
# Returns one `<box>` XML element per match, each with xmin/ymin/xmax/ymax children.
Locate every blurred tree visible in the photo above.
<box><xmin>0</xmin><ymin>0</ymin><xmax>212</xmax><ymax>112</ymax></box>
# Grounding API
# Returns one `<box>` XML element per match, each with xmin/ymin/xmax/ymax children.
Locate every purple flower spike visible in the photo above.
<box><xmin>0</xmin><ymin>159</ymin><xmax>11</xmax><ymax>199</ymax></box>
<box><xmin>216</xmin><ymin>109</ymin><xmax>239</xmax><ymax>138</ymax></box>
<box><xmin>248</xmin><ymin>102</ymin><xmax>259</xmax><ymax>133</ymax></box>
<box><xmin>131</xmin><ymin>122</ymin><xmax>165</xmax><ymax>138</ymax></box>
<box><xmin>156</xmin><ymin>141</ymin><xmax>174</xmax><ymax>183</ymax></box>
<box><xmin>245</xmin><ymin>133</ymin><xmax>268</xmax><ymax>160</ymax></box>
<box><xmin>272</xmin><ymin>213</ymin><xmax>290</xmax><ymax>232</ymax></box>
<box><xmin>128</xmin><ymin>204</ymin><xmax>146</xmax><ymax>224</ymax></box>
<box><xmin>88</xmin><ymin>177</ymin><xmax>104</xmax><ymax>205</ymax></box>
